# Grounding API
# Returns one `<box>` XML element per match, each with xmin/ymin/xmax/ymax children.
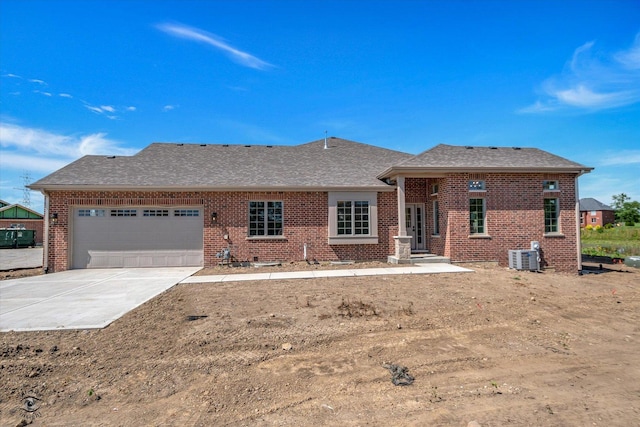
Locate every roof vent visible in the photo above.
<box><xmin>200</xmin><ymin>144</ymin><xmax>207</xmax><ymax>147</ymax></box>
<box><xmin>489</xmin><ymin>146</ymin><xmax>497</xmax><ymax>149</ymax></box>
<box><xmin>222</xmin><ymin>144</ymin><xmax>229</xmax><ymax>147</ymax></box>
<box><xmin>266</xmin><ymin>145</ymin><xmax>273</xmax><ymax>148</ymax></box>
<box><xmin>465</xmin><ymin>146</ymin><xmax>474</xmax><ymax>149</ymax></box>
<box><xmin>244</xmin><ymin>145</ymin><xmax>251</xmax><ymax>148</ymax></box>
<box><xmin>330</xmin><ymin>136</ymin><xmax>337</xmax><ymax>139</ymax></box>
<box><xmin>512</xmin><ymin>147</ymin><xmax>521</xmax><ymax>150</ymax></box>
<box><xmin>177</xmin><ymin>143</ymin><xmax>184</xmax><ymax>146</ymax></box>
<box><xmin>106</xmin><ymin>155</ymin><xmax>116</xmax><ymax>159</ymax></box>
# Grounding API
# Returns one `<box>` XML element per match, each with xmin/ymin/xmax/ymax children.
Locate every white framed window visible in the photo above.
<box><xmin>328</xmin><ymin>192</ymin><xmax>378</xmax><ymax>244</ymax></box>
<box><xmin>433</xmin><ymin>200</ymin><xmax>440</xmax><ymax>235</ymax></box>
<box><xmin>469</xmin><ymin>198</ymin><xmax>486</xmax><ymax>234</ymax></box>
<box><xmin>544</xmin><ymin>198</ymin><xmax>559</xmax><ymax>233</ymax></box>
<box><xmin>591</xmin><ymin>218</ymin><xmax>597</xmax><ymax>223</ymax></box>
<box><xmin>468</xmin><ymin>180</ymin><xmax>485</xmax><ymax>191</ymax></box>
<box><xmin>543</xmin><ymin>180</ymin><xmax>559</xmax><ymax>191</ymax></box>
<box><xmin>590</xmin><ymin>210</ymin><xmax>597</xmax><ymax>216</ymax></box>
<box><xmin>431</xmin><ymin>183</ymin><xmax>439</xmax><ymax>195</ymax></box>
<box><xmin>248</xmin><ymin>201</ymin><xmax>283</xmax><ymax>237</ymax></box>
<box><xmin>110</xmin><ymin>209</ymin><xmax>137</xmax><ymax>217</ymax></box>
<box><xmin>78</xmin><ymin>209</ymin><xmax>105</xmax><ymax>217</ymax></box>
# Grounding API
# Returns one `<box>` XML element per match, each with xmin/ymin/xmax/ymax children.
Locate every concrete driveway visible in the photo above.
<box><xmin>0</xmin><ymin>267</ymin><xmax>201</xmax><ymax>332</ymax></box>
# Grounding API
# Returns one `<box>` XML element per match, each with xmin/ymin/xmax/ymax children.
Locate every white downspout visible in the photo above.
<box><xmin>42</xmin><ymin>191</ymin><xmax>49</xmax><ymax>273</ymax></box>
<box><xmin>575</xmin><ymin>174</ymin><xmax>582</xmax><ymax>272</ymax></box>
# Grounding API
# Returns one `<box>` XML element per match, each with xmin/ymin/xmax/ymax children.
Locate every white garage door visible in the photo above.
<box><xmin>72</xmin><ymin>207</ymin><xmax>204</xmax><ymax>269</ymax></box>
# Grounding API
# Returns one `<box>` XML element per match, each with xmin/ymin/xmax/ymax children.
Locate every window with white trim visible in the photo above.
<box><xmin>469</xmin><ymin>198</ymin><xmax>485</xmax><ymax>234</ymax></box>
<box><xmin>543</xmin><ymin>180</ymin><xmax>559</xmax><ymax>191</ymax></box>
<box><xmin>337</xmin><ymin>201</ymin><xmax>369</xmax><ymax>235</ymax></box>
<box><xmin>248</xmin><ymin>201</ymin><xmax>283</xmax><ymax>236</ymax></box>
<box><xmin>328</xmin><ymin>192</ymin><xmax>378</xmax><ymax>244</ymax></box>
<box><xmin>544</xmin><ymin>198</ymin><xmax>559</xmax><ymax>233</ymax></box>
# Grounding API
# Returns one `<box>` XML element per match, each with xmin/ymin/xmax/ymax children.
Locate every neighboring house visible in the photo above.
<box><xmin>0</xmin><ymin>200</ymin><xmax>44</xmax><ymax>245</ymax></box>
<box><xmin>579</xmin><ymin>198</ymin><xmax>616</xmax><ymax>227</ymax></box>
<box><xmin>29</xmin><ymin>138</ymin><xmax>592</xmax><ymax>273</ymax></box>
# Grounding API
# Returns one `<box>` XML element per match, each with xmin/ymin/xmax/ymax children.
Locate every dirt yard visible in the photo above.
<box><xmin>1</xmin><ymin>262</ymin><xmax>639</xmax><ymax>426</ymax></box>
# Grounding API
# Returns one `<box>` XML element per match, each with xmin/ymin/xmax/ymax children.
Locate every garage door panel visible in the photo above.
<box><xmin>72</xmin><ymin>208</ymin><xmax>204</xmax><ymax>269</ymax></box>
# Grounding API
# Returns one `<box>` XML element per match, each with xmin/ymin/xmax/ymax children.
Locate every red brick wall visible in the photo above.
<box><xmin>0</xmin><ymin>220</ymin><xmax>44</xmax><ymax>245</ymax></box>
<box><xmin>432</xmin><ymin>173</ymin><xmax>579</xmax><ymax>272</ymax></box>
<box><xmin>45</xmin><ymin>190</ymin><xmax>398</xmax><ymax>272</ymax></box>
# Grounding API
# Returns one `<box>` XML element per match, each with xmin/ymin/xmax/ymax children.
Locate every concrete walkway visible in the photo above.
<box><xmin>180</xmin><ymin>263</ymin><xmax>473</xmax><ymax>284</ymax></box>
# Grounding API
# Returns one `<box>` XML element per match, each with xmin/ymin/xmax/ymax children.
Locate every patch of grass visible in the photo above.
<box><xmin>581</xmin><ymin>225</ymin><xmax>640</xmax><ymax>257</ymax></box>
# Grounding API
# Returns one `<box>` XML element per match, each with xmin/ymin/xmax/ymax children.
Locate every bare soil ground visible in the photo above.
<box><xmin>1</xmin><ymin>262</ymin><xmax>639</xmax><ymax>426</ymax></box>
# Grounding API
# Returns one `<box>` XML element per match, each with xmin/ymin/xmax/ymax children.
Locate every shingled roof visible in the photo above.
<box><xmin>29</xmin><ymin>138</ymin><xmax>412</xmax><ymax>191</ymax></box>
<box><xmin>579</xmin><ymin>198</ymin><xmax>614</xmax><ymax>212</ymax></box>
<box><xmin>377</xmin><ymin>144</ymin><xmax>592</xmax><ymax>178</ymax></box>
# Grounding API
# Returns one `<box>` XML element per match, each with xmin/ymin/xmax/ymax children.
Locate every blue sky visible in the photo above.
<box><xmin>1</xmin><ymin>0</ymin><xmax>639</xmax><ymax>213</ymax></box>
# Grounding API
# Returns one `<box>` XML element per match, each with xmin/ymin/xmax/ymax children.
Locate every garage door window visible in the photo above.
<box><xmin>110</xmin><ymin>209</ymin><xmax>137</xmax><ymax>217</ymax></box>
<box><xmin>78</xmin><ymin>209</ymin><xmax>105</xmax><ymax>217</ymax></box>
<box><xmin>143</xmin><ymin>209</ymin><xmax>169</xmax><ymax>217</ymax></box>
<box><xmin>174</xmin><ymin>209</ymin><xmax>200</xmax><ymax>217</ymax></box>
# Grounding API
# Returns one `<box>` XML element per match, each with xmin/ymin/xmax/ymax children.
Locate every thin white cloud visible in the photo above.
<box><xmin>163</xmin><ymin>105</ymin><xmax>176</xmax><ymax>112</ymax></box>
<box><xmin>598</xmin><ymin>150</ymin><xmax>640</xmax><ymax>166</ymax></box>
<box><xmin>156</xmin><ymin>22</ymin><xmax>273</xmax><ymax>70</ymax></box>
<box><xmin>34</xmin><ymin>90</ymin><xmax>52</xmax><ymax>97</ymax></box>
<box><xmin>126</xmin><ymin>106</ymin><xmax>136</xmax><ymax>111</ymax></box>
<box><xmin>28</xmin><ymin>78</ymin><xmax>47</xmax><ymax>85</ymax></box>
<box><xmin>59</xmin><ymin>93</ymin><xmax>73</xmax><ymax>98</ymax></box>
<box><xmin>0</xmin><ymin>152</ymin><xmax>69</xmax><ymax>173</ymax></box>
<box><xmin>520</xmin><ymin>33</ymin><xmax>640</xmax><ymax>113</ymax></box>
<box><xmin>0</xmin><ymin>122</ymin><xmax>136</xmax><ymax>159</ymax></box>
<box><xmin>101</xmin><ymin>105</ymin><xmax>115</xmax><ymax>112</ymax></box>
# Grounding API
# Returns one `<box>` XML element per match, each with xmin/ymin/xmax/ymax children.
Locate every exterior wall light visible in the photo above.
<box><xmin>211</xmin><ymin>212</ymin><xmax>217</xmax><ymax>224</ymax></box>
<box><xmin>50</xmin><ymin>213</ymin><xmax>58</xmax><ymax>225</ymax></box>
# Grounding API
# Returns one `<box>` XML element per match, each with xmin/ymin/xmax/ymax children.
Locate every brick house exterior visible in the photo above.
<box><xmin>579</xmin><ymin>198</ymin><xmax>616</xmax><ymax>227</ymax></box>
<box><xmin>30</xmin><ymin>139</ymin><xmax>592</xmax><ymax>273</ymax></box>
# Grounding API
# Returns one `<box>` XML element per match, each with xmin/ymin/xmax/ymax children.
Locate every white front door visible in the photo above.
<box><xmin>405</xmin><ymin>204</ymin><xmax>425</xmax><ymax>251</ymax></box>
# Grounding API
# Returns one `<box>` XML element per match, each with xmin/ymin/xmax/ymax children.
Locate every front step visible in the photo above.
<box><xmin>387</xmin><ymin>253</ymin><xmax>451</xmax><ymax>265</ymax></box>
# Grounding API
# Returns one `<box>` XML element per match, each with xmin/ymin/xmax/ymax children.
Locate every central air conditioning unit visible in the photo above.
<box><xmin>508</xmin><ymin>249</ymin><xmax>539</xmax><ymax>271</ymax></box>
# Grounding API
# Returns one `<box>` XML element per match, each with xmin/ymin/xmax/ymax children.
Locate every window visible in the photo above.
<box><xmin>469</xmin><ymin>198</ymin><xmax>485</xmax><ymax>234</ymax></box>
<box><xmin>544</xmin><ymin>198</ymin><xmax>559</xmax><ymax>233</ymax></box>
<box><xmin>249</xmin><ymin>201</ymin><xmax>283</xmax><ymax>236</ymax></box>
<box><xmin>591</xmin><ymin>218</ymin><xmax>597</xmax><ymax>223</ymax></box>
<box><xmin>174</xmin><ymin>209</ymin><xmax>200</xmax><ymax>217</ymax></box>
<box><xmin>543</xmin><ymin>180</ymin><xmax>559</xmax><ymax>191</ymax></box>
<box><xmin>468</xmin><ymin>180</ymin><xmax>485</xmax><ymax>191</ymax></box>
<box><xmin>143</xmin><ymin>209</ymin><xmax>169</xmax><ymax>217</ymax></box>
<box><xmin>110</xmin><ymin>209</ymin><xmax>137</xmax><ymax>217</ymax></box>
<box><xmin>78</xmin><ymin>209</ymin><xmax>105</xmax><ymax>217</ymax></box>
<box><xmin>338</xmin><ymin>201</ymin><xmax>369</xmax><ymax>235</ymax></box>
<box><xmin>431</xmin><ymin>184</ymin><xmax>439</xmax><ymax>195</ymax></box>
<box><xmin>590</xmin><ymin>210</ymin><xmax>597</xmax><ymax>216</ymax></box>
<box><xmin>328</xmin><ymin>192</ymin><xmax>378</xmax><ymax>244</ymax></box>
<box><xmin>433</xmin><ymin>200</ymin><xmax>440</xmax><ymax>235</ymax></box>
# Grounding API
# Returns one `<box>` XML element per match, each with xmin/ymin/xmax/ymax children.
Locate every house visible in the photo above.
<box><xmin>0</xmin><ymin>200</ymin><xmax>44</xmax><ymax>245</ymax></box>
<box><xmin>28</xmin><ymin>138</ymin><xmax>593</xmax><ymax>273</ymax></box>
<box><xmin>579</xmin><ymin>198</ymin><xmax>615</xmax><ymax>228</ymax></box>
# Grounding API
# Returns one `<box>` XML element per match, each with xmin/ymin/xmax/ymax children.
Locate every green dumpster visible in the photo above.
<box><xmin>0</xmin><ymin>229</ymin><xmax>37</xmax><ymax>248</ymax></box>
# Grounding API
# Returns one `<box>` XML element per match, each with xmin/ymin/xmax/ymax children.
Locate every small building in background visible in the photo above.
<box><xmin>0</xmin><ymin>200</ymin><xmax>44</xmax><ymax>245</ymax></box>
<box><xmin>579</xmin><ymin>198</ymin><xmax>615</xmax><ymax>228</ymax></box>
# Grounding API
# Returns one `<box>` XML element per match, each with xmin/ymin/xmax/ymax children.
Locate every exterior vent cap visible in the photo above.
<box><xmin>177</xmin><ymin>143</ymin><xmax>184</xmax><ymax>146</ymax></box>
<box><xmin>106</xmin><ymin>155</ymin><xmax>116</xmax><ymax>159</ymax></box>
<box><xmin>222</xmin><ymin>144</ymin><xmax>229</xmax><ymax>147</ymax></box>
<box><xmin>512</xmin><ymin>147</ymin><xmax>521</xmax><ymax>150</ymax></box>
<box><xmin>200</xmin><ymin>144</ymin><xmax>207</xmax><ymax>147</ymax></box>
<box><xmin>465</xmin><ymin>146</ymin><xmax>474</xmax><ymax>149</ymax></box>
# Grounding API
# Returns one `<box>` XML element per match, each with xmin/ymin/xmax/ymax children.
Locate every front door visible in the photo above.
<box><xmin>405</xmin><ymin>204</ymin><xmax>425</xmax><ymax>251</ymax></box>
